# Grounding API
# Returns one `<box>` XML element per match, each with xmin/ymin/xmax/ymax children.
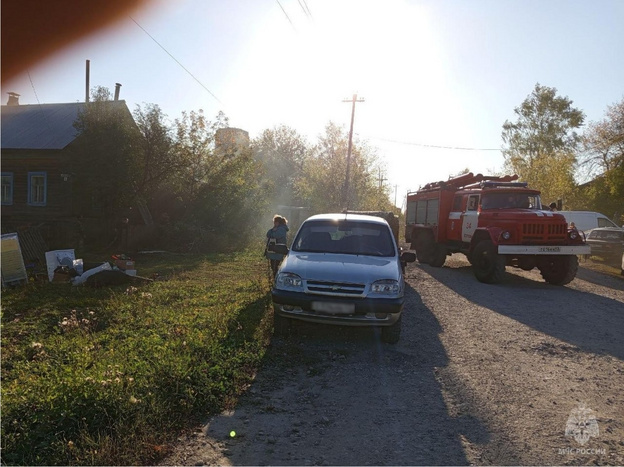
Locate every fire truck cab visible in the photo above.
<box><xmin>405</xmin><ymin>173</ymin><xmax>590</xmax><ymax>285</ymax></box>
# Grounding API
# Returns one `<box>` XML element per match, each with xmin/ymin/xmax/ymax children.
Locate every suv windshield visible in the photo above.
<box><xmin>481</xmin><ymin>192</ymin><xmax>542</xmax><ymax>210</ymax></box>
<box><xmin>292</xmin><ymin>220</ymin><xmax>396</xmax><ymax>257</ymax></box>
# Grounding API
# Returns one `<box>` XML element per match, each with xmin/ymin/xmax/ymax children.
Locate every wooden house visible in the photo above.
<box><xmin>1</xmin><ymin>94</ymin><xmax>138</xmax><ymax>248</ymax></box>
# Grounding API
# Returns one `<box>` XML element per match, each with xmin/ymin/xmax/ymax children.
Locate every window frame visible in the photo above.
<box><xmin>1</xmin><ymin>172</ymin><xmax>14</xmax><ymax>205</ymax></box>
<box><xmin>467</xmin><ymin>194</ymin><xmax>480</xmax><ymax>212</ymax></box>
<box><xmin>27</xmin><ymin>171</ymin><xmax>47</xmax><ymax>206</ymax></box>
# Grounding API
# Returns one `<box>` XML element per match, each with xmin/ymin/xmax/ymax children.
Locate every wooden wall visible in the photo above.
<box><xmin>1</xmin><ymin>149</ymin><xmax>73</xmax><ymax>222</ymax></box>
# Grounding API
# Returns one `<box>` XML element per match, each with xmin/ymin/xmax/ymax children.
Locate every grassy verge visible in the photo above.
<box><xmin>1</xmin><ymin>249</ymin><xmax>274</xmax><ymax>465</ymax></box>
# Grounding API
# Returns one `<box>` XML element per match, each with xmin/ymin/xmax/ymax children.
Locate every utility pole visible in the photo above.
<box><xmin>378</xmin><ymin>167</ymin><xmax>387</xmax><ymax>189</ymax></box>
<box><xmin>342</xmin><ymin>93</ymin><xmax>365</xmax><ymax>208</ymax></box>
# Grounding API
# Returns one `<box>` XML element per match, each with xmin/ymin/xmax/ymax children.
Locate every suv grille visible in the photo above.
<box><xmin>306</xmin><ymin>280</ymin><xmax>365</xmax><ymax>296</ymax></box>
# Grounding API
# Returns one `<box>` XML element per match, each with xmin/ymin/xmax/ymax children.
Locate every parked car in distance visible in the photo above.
<box><xmin>270</xmin><ymin>213</ymin><xmax>416</xmax><ymax>344</ymax></box>
<box><xmin>559</xmin><ymin>211</ymin><xmax>620</xmax><ymax>234</ymax></box>
<box><xmin>585</xmin><ymin>227</ymin><xmax>624</xmax><ymax>261</ymax></box>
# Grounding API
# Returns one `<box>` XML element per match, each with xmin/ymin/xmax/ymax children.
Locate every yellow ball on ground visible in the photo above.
<box><xmin>229</xmin><ymin>430</ymin><xmax>236</xmax><ymax>438</ymax></box>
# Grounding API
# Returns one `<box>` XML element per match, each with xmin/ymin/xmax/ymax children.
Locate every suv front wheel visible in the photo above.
<box><xmin>381</xmin><ymin>315</ymin><xmax>401</xmax><ymax>344</ymax></box>
<box><xmin>273</xmin><ymin>311</ymin><xmax>291</xmax><ymax>336</ymax></box>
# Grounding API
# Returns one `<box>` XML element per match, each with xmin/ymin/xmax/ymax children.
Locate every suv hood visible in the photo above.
<box><xmin>281</xmin><ymin>252</ymin><xmax>400</xmax><ymax>283</ymax></box>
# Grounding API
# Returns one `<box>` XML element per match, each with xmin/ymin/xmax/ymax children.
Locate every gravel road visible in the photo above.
<box><xmin>162</xmin><ymin>254</ymin><xmax>624</xmax><ymax>466</ymax></box>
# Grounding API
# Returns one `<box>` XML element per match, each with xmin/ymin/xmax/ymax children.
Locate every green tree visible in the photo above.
<box><xmin>161</xmin><ymin>110</ymin><xmax>269</xmax><ymax>250</ymax></box>
<box><xmin>70</xmin><ymin>86</ymin><xmax>141</xmax><ymax>221</ymax></box>
<box><xmin>294</xmin><ymin>122</ymin><xmax>393</xmax><ymax>212</ymax></box>
<box><xmin>577</xmin><ymin>98</ymin><xmax>624</xmax><ymax>221</ymax></box>
<box><xmin>191</xmin><ymin>145</ymin><xmax>268</xmax><ymax>247</ymax></box>
<box><xmin>133</xmin><ymin>103</ymin><xmax>175</xmax><ymax>197</ymax></box>
<box><xmin>501</xmin><ymin>83</ymin><xmax>585</xmax><ymax>205</ymax></box>
<box><xmin>252</xmin><ymin>125</ymin><xmax>309</xmax><ymax>205</ymax></box>
<box><xmin>171</xmin><ymin>110</ymin><xmax>218</xmax><ymax>203</ymax></box>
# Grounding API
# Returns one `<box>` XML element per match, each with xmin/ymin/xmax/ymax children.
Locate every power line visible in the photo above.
<box><xmin>129</xmin><ymin>16</ymin><xmax>222</xmax><ymax>104</ymax></box>
<box><xmin>370</xmin><ymin>136</ymin><xmax>500</xmax><ymax>151</ymax></box>
<box><xmin>302</xmin><ymin>0</ymin><xmax>313</xmax><ymax>18</ymax></box>
<box><xmin>27</xmin><ymin>71</ymin><xmax>41</xmax><ymax>105</ymax></box>
<box><xmin>275</xmin><ymin>0</ymin><xmax>297</xmax><ymax>31</ymax></box>
<box><xmin>298</xmin><ymin>0</ymin><xmax>313</xmax><ymax>19</ymax></box>
<box><xmin>27</xmin><ymin>70</ymin><xmax>56</xmax><ymax>135</ymax></box>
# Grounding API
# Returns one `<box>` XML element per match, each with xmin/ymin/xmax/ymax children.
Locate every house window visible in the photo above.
<box><xmin>1</xmin><ymin>172</ymin><xmax>13</xmax><ymax>205</ymax></box>
<box><xmin>28</xmin><ymin>172</ymin><xmax>47</xmax><ymax>206</ymax></box>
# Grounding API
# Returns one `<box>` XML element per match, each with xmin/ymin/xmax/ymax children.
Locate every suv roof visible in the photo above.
<box><xmin>304</xmin><ymin>213</ymin><xmax>389</xmax><ymax>225</ymax></box>
<box><xmin>587</xmin><ymin>227</ymin><xmax>624</xmax><ymax>233</ymax></box>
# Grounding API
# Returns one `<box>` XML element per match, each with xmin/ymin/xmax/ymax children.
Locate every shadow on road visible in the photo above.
<box><xmin>202</xmin><ymin>284</ymin><xmax>489</xmax><ymax>466</ymax></box>
<box><xmin>422</xmin><ymin>262</ymin><xmax>624</xmax><ymax>361</ymax></box>
<box><xmin>576</xmin><ymin>263</ymin><xmax>624</xmax><ymax>290</ymax></box>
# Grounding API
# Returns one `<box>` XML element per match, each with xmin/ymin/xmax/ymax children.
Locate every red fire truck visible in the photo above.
<box><xmin>405</xmin><ymin>172</ymin><xmax>590</xmax><ymax>285</ymax></box>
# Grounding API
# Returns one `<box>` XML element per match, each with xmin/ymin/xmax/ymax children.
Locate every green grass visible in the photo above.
<box><xmin>1</xmin><ymin>249</ymin><xmax>274</xmax><ymax>465</ymax></box>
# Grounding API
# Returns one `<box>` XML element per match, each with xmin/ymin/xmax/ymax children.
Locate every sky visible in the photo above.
<box><xmin>3</xmin><ymin>0</ymin><xmax>623</xmax><ymax>209</ymax></box>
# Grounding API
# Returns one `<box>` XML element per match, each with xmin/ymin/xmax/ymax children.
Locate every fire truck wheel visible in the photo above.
<box><xmin>416</xmin><ymin>249</ymin><xmax>430</xmax><ymax>264</ymax></box>
<box><xmin>472</xmin><ymin>240</ymin><xmax>506</xmax><ymax>283</ymax></box>
<box><xmin>538</xmin><ymin>255</ymin><xmax>578</xmax><ymax>286</ymax></box>
<box><xmin>429</xmin><ymin>243</ymin><xmax>447</xmax><ymax>268</ymax></box>
<box><xmin>415</xmin><ymin>235</ymin><xmax>433</xmax><ymax>264</ymax></box>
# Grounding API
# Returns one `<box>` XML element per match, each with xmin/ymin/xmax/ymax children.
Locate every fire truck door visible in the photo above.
<box><xmin>461</xmin><ymin>194</ymin><xmax>480</xmax><ymax>243</ymax></box>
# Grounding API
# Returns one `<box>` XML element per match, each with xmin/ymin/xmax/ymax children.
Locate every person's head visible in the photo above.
<box><xmin>549</xmin><ymin>202</ymin><xmax>557</xmax><ymax>210</ymax></box>
<box><xmin>273</xmin><ymin>215</ymin><xmax>287</xmax><ymax>226</ymax></box>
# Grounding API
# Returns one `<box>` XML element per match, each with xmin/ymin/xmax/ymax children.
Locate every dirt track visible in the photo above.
<box><xmin>162</xmin><ymin>255</ymin><xmax>624</xmax><ymax>466</ymax></box>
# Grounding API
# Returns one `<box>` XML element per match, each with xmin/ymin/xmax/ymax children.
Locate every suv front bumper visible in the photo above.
<box><xmin>272</xmin><ymin>289</ymin><xmax>403</xmax><ymax>327</ymax></box>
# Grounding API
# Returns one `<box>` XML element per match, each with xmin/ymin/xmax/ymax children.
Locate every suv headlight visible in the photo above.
<box><xmin>371</xmin><ymin>279</ymin><xmax>401</xmax><ymax>296</ymax></box>
<box><xmin>275</xmin><ymin>272</ymin><xmax>303</xmax><ymax>291</ymax></box>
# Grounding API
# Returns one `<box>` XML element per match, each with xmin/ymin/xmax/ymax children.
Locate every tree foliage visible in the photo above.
<box><xmin>576</xmin><ymin>98</ymin><xmax>624</xmax><ymax>221</ymax></box>
<box><xmin>294</xmin><ymin>122</ymin><xmax>394</xmax><ymax>213</ymax></box>
<box><xmin>70</xmin><ymin>86</ymin><xmax>396</xmax><ymax>251</ymax></box>
<box><xmin>133</xmin><ymin>103</ymin><xmax>175</xmax><ymax>197</ymax></box>
<box><xmin>70</xmin><ymin>86</ymin><xmax>141</xmax><ymax>220</ymax></box>
<box><xmin>502</xmin><ymin>83</ymin><xmax>585</xmax><ymax>204</ymax></box>
<box><xmin>582</xmin><ymin>98</ymin><xmax>624</xmax><ymax>176</ymax></box>
<box><xmin>171</xmin><ymin>110</ymin><xmax>220</xmax><ymax>201</ymax></box>
<box><xmin>252</xmin><ymin>125</ymin><xmax>309</xmax><ymax>206</ymax></box>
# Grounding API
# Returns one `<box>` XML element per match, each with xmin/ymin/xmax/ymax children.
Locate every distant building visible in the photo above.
<box><xmin>215</xmin><ymin>127</ymin><xmax>250</xmax><ymax>155</ymax></box>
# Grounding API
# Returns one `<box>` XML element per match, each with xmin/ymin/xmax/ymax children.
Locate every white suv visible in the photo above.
<box><xmin>270</xmin><ymin>213</ymin><xmax>416</xmax><ymax>343</ymax></box>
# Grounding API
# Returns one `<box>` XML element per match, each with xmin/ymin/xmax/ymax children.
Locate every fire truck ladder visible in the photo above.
<box><xmin>413</xmin><ymin>172</ymin><xmax>519</xmax><ymax>193</ymax></box>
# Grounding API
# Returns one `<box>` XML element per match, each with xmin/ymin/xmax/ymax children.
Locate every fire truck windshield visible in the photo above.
<box><xmin>481</xmin><ymin>192</ymin><xmax>542</xmax><ymax>210</ymax></box>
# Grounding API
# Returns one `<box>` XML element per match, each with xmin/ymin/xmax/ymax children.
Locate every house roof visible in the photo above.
<box><xmin>1</xmin><ymin>100</ymin><xmax>130</xmax><ymax>150</ymax></box>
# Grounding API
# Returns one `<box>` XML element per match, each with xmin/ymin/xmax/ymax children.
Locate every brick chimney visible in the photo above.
<box><xmin>7</xmin><ymin>92</ymin><xmax>20</xmax><ymax>105</ymax></box>
<box><xmin>114</xmin><ymin>83</ymin><xmax>121</xmax><ymax>101</ymax></box>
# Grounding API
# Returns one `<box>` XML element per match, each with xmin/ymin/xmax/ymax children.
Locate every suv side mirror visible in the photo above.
<box><xmin>269</xmin><ymin>244</ymin><xmax>289</xmax><ymax>255</ymax></box>
<box><xmin>401</xmin><ymin>252</ymin><xmax>416</xmax><ymax>263</ymax></box>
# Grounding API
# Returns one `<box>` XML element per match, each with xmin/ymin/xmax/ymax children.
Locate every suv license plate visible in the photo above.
<box><xmin>312</xmin><ymin>302</ymin><xmax>355</xmax><ymax>315</ymax></box>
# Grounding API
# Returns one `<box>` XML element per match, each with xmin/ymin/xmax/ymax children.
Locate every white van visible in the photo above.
<box><xmin>559</xmin><ymin>211</ymin><xmax>620</xmax><ymax>233</ymax></box>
